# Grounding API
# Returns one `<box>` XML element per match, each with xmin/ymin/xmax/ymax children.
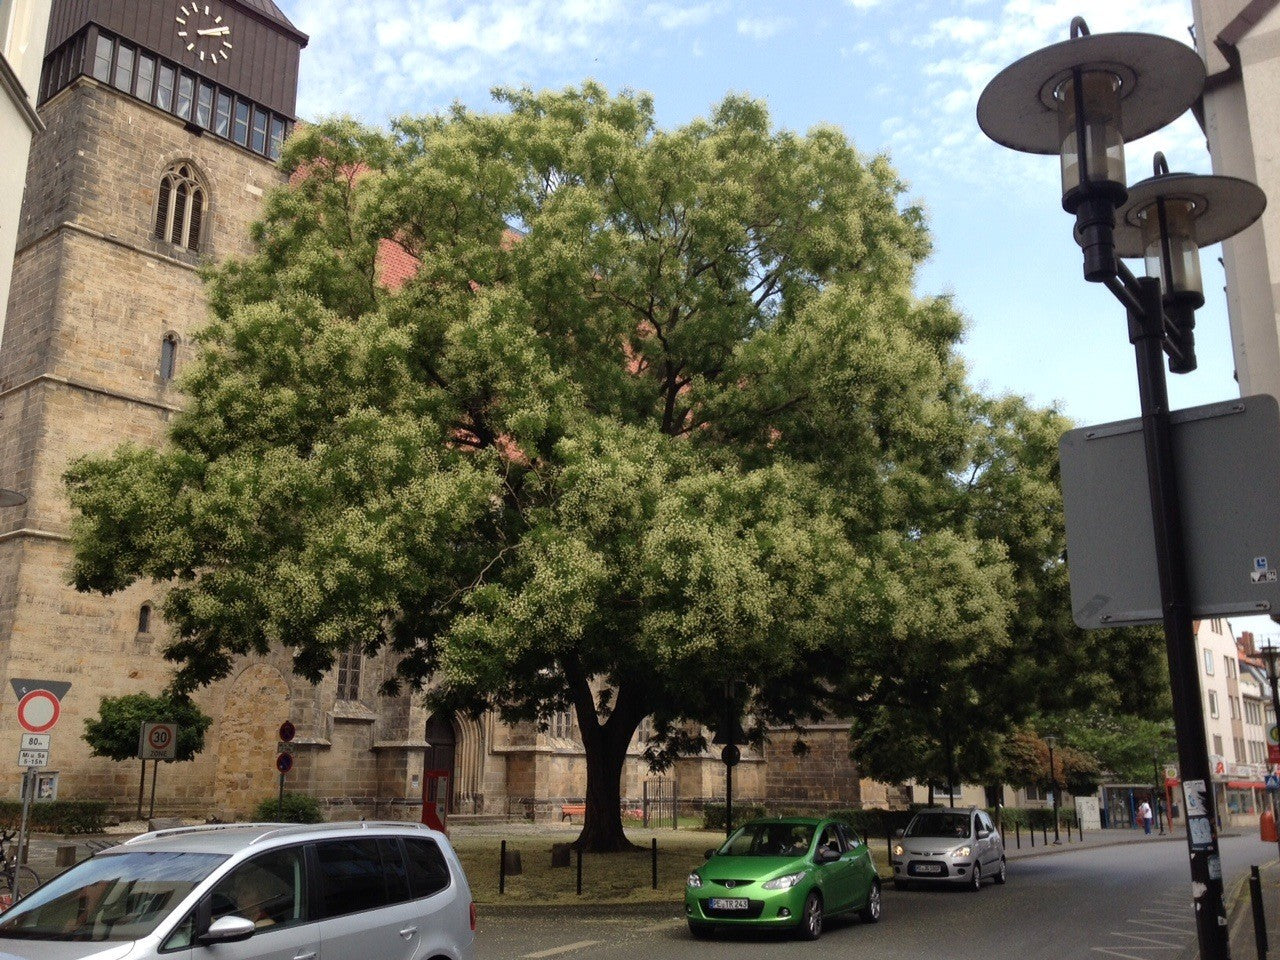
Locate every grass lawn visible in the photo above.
<box><xmin>454</xmin><ymin>826</ymin><xmax>893</xmax><ymax>906</ymax></box>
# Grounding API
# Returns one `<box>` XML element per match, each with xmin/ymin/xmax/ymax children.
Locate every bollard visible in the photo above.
<box><xmin>1030</xmin><ymin>823</ymin><xmax>1035</xmax><ymax>847</ymax></box>
<box><xmin>576</xmin><ymin>845</ymin><xmax>583</xmax><ymax>896</ymax></box>
<box><xmin>1251</xmin><ymin>865</ymin><xmax>1268</xmax><ymax>959</ymax></box>
<box><xmin>1066</xmin><ymin>819</ymin><xmax>1072</xmax><ymax>843</ymax></box>
<box><xmin>651</xmin><ymin>838</ymin><xmax>658</xmax><ymax>890</ymax></box>
<box><xmin>499</xmin><ymin>840</ymin><xmax>507</xmax><ymax>896</ymax></box>
<box><xmin>887</xmin><ymin>829</ymin><xmax>894</xmax><ymax>864</ymax></box>
<box><xmin>1016</xmin><ymin>822</ymin><xmax>1021</xmax><ymax>849</ymax></box>
<box><xmin>1042</xmin><ymin>824</ymin><xmax>1048</xmax><ymax>845</ymax></box>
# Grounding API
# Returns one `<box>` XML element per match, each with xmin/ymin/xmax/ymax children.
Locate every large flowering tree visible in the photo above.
<box><xmin>66</xmin><ymin>84</ymin><xmax>1014</xmax><ymax>850</ymax></box>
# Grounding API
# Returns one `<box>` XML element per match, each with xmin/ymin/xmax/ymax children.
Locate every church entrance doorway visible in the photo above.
<box><xmin>425</xmin><ymin>712</ymin><xmax>458</xmax><ymax>813</ymax></box>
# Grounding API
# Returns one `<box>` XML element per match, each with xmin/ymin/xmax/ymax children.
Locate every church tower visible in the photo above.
<box><xmin>0</xmin><ymin>0</ymin><xmax>333</xmax><ymax>813</ymax></box>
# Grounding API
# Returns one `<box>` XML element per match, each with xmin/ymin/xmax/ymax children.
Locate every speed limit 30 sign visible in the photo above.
<box><xmin>139</xmin><ymin>722</ymin><xmax>178</xmax><ymax>760</ymax></box>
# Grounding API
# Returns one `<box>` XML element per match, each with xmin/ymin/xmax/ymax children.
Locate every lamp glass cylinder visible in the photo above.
<box><xmin>1139</xmin><ymin>199</ymin><xmax>1204</xmax><ymax>303</ymax></box>
<box><xmin>1057</xmin><ymin>71</ymin><xmax>1126</xmax><ymax>206</ymax></box>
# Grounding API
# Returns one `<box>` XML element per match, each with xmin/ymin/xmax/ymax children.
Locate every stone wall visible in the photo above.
<box><xmin>763</xmin><ymin>724</ymin><xmax>862</xmax><ymax>811</ymax></box>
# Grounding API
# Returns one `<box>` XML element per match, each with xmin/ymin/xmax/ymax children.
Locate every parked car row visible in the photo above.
<box><xmin>684</xmin><ymin>805</ymin><xmax>1006</xmax><ymax>940</ymax></box>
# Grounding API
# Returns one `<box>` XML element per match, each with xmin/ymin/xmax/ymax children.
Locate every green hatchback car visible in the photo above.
<box><xmin>685</xmin><ymin>817</ymin><xmax>881</xmax><ymax>940</ymax></box>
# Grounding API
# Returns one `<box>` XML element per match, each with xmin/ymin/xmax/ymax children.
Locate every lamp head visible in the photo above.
<box><xmin>977</xmin><ymin>19</ymin><xmax>1204</xmax><ymax>213</ymax></box>
<box><xmin>1261</xmin><ymin>643</ymin><xmax>1280</xmax><ymax>681</ymax></box>
<box><xmin>1113</xmin><ymin>154</ymin><xmax>1267</xmax><ymax>309</ymax></box>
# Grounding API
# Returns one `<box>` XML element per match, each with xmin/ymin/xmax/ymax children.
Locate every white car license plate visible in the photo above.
<box><xmin>914</xmin><ymin>863</ymin><xmax>942</xmax><ymax>874</ymax></box>
<box><xmin>709</xmin><ymin>898</ymin><xmax>750</xmax><ymax>910</ymax></box>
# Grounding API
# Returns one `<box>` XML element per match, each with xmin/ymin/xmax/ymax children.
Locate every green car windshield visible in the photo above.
<box><xmin>905</xmin><ymin>811</ymin><xmax>972</xmax><ymax>839</ymax></box>
<box><xmin>720</xmin><ymin>823</ymin><xmax>816</xmax><ymax>857</ymax></box>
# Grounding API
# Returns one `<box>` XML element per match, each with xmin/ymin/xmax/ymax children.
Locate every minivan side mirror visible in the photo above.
<box><xmin>977</xmin><ymin>828</ymin><xmax>990</xmax><ymax>839</ymax></box>
<box><xmin>893</xmin><ymin>828</ymin><xmax>905</xmax><ymax>839</ymax></box>
<box><xmin>199</xmin><ymin>916</ymin><xmax>256</xmax><ymax>944</ymax></box>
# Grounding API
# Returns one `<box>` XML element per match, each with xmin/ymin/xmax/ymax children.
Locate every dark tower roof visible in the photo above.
<box><xmin>229</xmin><ymin>0</ymin><xmax>309</xmax><ymax>45</ymax></box>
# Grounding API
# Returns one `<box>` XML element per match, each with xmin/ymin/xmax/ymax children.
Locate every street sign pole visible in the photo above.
<box><xmin>16</xmin><ymin>767</ymin><xmax>33</xmax><ymax>873</ymax></box>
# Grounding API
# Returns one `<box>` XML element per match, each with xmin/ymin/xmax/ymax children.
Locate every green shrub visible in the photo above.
<box><xmin>251</xmin><ymin>793</ymin><xmax>323</xmax><ymax>824</ymax></box>
<box><xmin>701</xmin><ymin>803</ymin><xmax>767</xmax><ymax>831</ymax></box>
<box><xmin>0</xmin><ymin>800</ymin><xmax>109</xmax><ymax>835</ymax></box>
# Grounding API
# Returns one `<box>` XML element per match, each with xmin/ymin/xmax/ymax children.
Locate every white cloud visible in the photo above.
<box><xmin>643</xmin><ymin>2</ymin><xmax>718</xmax><ymax>30</ymax></box>
<box><xmin>737</xmin><ymin>16</ymin><xmax>789</xmax><ymax>40</ymax></box>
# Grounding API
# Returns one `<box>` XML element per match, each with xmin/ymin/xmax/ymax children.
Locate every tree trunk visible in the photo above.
<box><xmin>568</xmin><ymin>671</ymin><xmax>643</xmax><ymax>852</ymax></box>
<box><xmin>576</xmin><ymin>731</ymin><xmax>639</xmax><ymax>851</ymax></box>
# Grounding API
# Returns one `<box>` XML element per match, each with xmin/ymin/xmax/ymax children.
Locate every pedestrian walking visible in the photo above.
<box><xmin>1139</xmin><ymin>799</ymin><xmax>1153</xmax><ymax>835</ymax></box>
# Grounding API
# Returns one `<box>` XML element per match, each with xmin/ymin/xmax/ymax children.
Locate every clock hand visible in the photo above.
<box><xmin>197</xmin><ymin>26</ymin><xmax>230</xmax><ymax>35</ymax></box>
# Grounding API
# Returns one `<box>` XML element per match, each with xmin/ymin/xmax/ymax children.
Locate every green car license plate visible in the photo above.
<box><xmin>709</xmin><ymin>898</ymin><xmax>749</xmax><ymax>910</ymax></box>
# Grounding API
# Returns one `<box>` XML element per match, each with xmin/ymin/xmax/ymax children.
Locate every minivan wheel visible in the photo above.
<box><xmin>969</xmin><ymin>864</ymin><xmax>982</xmax><ymax>891</ymax></box>
<box><xmin>859</xmin><ymin>879</ymin><xmax>882</xmax><ymax>923</ymax></box>
<box><xmin>798</xmin><ymin>890</ymin><xmax>823</xmax><ymax>940</ymax></box>
<box><xmin>994</xmin><ymin>858</ymin><xmax>1007</xmax><ymax>884</ymax></box>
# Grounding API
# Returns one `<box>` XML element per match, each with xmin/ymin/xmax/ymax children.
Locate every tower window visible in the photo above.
<box><xmin>91</xmin><ymin>34</ymin><xmax>112</xmax><ymax>82</ymax></box>
<box><xmin>160</xmin><ymin>334</ymin><xmax>179</xmax><ymax>381</ymax></box>
<box><xmin>336</xmin><ymin>645</ymin><xmax>362</xmax><ymax>701</ymax></box>
<box><xmin>137</xmin><ymin>604</ymin><xmax>151</xmax><ymax>633</ymax></box>
<box><xmin>136</xmin><ymin>53</ymin><xmax>155</xmax><ymax>101</ymax></box>
<box><xmin>154</xmin><ymin>163</ymin><xmax>205</xmax><ymax>252</ymax></box>
<box><xmin>251</xmin><ymin>107</ymin><xmax>268</xmax><ymax>154</ymax></box>
<box><xmin>232</xmin><ymin>99</ymin><xmax>250</xmax><ymax>146</ymax></box>
<box><xmin>176</xmin><ymin>73</ymin><xmax>194</xmax><ymax>120</ymax></box>
<box><xmin>196</xmin><ymin>82</ymin><xmax>214</xmax><ymax>128</ymax></box>
<box><xmin>156</xmin><ymin>63</ymin><xmax>174</xmax><ymax>111</ymax></box>
<box><xmin>214</xmin><ymin>92</ymin><xmax>232</xmax><ymax>137</ymax></box>
<box><xmin>112</xmin><ymin>44</ymin><xmax>134</xmax><ymax>92</ymax></box>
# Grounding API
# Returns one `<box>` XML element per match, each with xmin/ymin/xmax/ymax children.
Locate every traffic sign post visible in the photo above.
<box><xmin>276</xmin><ymin>719</ymin><xmax>295</xmax><ymax>820</ymax></box>
<box><xmin>11</xmin><ymin>679</ymin><xmax>68</xmax><ymax>873</ymax></box>
<box><xmin>136</xmin><ymin>723</ymin><xmax>179</xmax><ymax>821</ymax></box>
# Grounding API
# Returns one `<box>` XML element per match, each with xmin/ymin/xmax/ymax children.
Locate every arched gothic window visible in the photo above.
<box><xmin>138</xmin><ymin>604</ymin><xmax>152</xmax><ymax>633</ymax></box>
<box><xmin>154</xmin><ymin>163</ymin><xmax>205</xmax><ymax>252</ymax></box>
<box><xmin>160</xmin><ymin>333</ymin><xmax>179</xmax><ymax>381</ymax></box>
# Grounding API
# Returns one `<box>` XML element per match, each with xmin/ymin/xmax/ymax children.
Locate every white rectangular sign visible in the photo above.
<box><xmin>18</xmin><ymin>749</ymin><xmax>48</xmax><ymax>768</ymax></box>
<box><xmin>19</xmin><ymin>734</ymin><xmax>49</xmax><ymax>751</ymax></box>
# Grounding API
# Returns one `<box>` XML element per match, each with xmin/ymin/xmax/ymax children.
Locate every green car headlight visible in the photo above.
<box><xmin>687</xmin><ymin>873</ymin><xmax>703</xmax><ymax>888</ymax></box>
<box><xmin>762</xmin><ymin>870</ymin><xmax>807</xmax><ymax>890</ymax></box>
<box><xmin>952</xmin><ymin>845</ymin><xmax>971</xmax><ymax>858</ymax></box>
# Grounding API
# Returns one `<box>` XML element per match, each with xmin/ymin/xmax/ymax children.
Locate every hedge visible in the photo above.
<box><xmin>0</xmin><ymin>800</ymin><xmax>109</xmax><ymax>835</ymax></box>
<box><xmin>701</xmin><ymin>804</ymin><xmax>767</xmax><ymax>830</ymax></box>
<box><xmin>252</xmin><ymin>792</ymin><xmax>324</xmax><ymax>824</ymax></box>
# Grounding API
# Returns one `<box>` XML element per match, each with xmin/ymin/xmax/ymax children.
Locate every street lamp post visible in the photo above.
<box><xmin>979</xmin><ymin>18</ymin><xmax>1267</xmax><ymax>960</ymax></box>
<box><xmin>1259</xmin><ymin>643</ymin><xmax>1280</xmax><ymax>862</ymax></box>
<box><xmin>1045</xmin><ymin>735</ymin><xmax>1061</xmax><ymax>844</ymax></box>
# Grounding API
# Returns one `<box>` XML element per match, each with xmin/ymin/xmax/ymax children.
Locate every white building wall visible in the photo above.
<box><xmin>0</xmin><ymin>0</ymin><xmax>50</xmax><ymax>340</ymax></box>
<box><xmin>1191</xmin><ymin>0</ymin><xmax>1280</xmax><ymax>398</ymax></box>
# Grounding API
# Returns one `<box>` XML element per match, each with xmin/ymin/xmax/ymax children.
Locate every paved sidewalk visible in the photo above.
<box><xmin>1003</xmin><ymin>823</ymin><xmax>1206</xmax><ymax>861</ymax></box>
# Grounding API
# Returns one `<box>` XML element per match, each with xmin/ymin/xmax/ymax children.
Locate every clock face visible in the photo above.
<box><xmin>174</xmin><ymin>3</ymin><xmax>233</xmax><ymax>64</ymax></box>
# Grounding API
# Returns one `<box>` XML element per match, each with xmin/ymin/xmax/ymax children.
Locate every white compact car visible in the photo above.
<box><xmin>891</xmin><ymin>807</ymin><xmax>1006</xmax><ymax>890</ymax></box>
<box><xmin>0</xmin><ymin>821</ymin><xmax>475</xmax><ymax>960</ymax></box>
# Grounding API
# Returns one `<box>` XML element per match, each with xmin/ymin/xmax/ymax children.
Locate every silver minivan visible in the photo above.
<box><xmin>890</xmin><ymin>807</ymin><xmax>1006</xmax><ymax>890</ymax></box>
<box><xmin>0</xmin><ymin>821</ymin><xmax>475</xmax><ymax>960</ymax></box>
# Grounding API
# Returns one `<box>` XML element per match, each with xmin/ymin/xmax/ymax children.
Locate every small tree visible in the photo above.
<box><xmin>84</xmin><ymin>692</ymin><xmax>211</xmax><ymax>765</ymax></box>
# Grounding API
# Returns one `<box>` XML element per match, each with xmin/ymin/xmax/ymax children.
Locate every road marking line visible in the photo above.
<box><xmin>1128</xmin><ymin>920</ymin><xmax>1193</xmax><ymax>933</ymax></box>
<box><xmin>635</xmin><ymin>919</ymin><xmax>681</xmax><ymax>933</ymax></box>
<box><xmin>1093</xmin><ymin>948</ymin><xmax>1164</xmax><ymax>959</ymax></box>
<box><xmin>521</xmin><ymin>941</ymin><xmax>603</xmax><ymax>959</ymax></box>
<box><xmin>1107</xmin><ymin>932</ymin><xmax>1184</xmax><ymax>947</ymax></box>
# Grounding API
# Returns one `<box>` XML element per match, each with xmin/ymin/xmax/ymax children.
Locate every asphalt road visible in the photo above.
<box><xmin>475</xmin><ymin>834</ymin><xmax>1275</xmax><ymax>960</ymax></box>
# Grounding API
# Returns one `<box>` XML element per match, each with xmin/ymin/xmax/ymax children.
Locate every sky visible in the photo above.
<box><xmin>273</xmin><ymin>0</ymin><xmax>1267</xmax><ymax>634</ymax></box>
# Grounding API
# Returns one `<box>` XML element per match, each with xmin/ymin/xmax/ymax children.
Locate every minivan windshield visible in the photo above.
<box><xmin>0</xmin><ymin>851</ymin><xmax>226</xmax><ymax>942</ymax></box>
<box><xmin>905</xmin><ymin>811</ymin><xmax>972</xmax><ymax>839</ymax></box>
<box><xmin>719</xmin><ymin>822</ymin><xmax>815</xmax><ymax>857</ymax></box>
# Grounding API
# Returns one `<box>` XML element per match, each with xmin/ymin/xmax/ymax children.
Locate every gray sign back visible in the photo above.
<box><xmin>1059</xmin><ymin>394</ymin><xmax>1280</xmax><ymax>628</ymax></box>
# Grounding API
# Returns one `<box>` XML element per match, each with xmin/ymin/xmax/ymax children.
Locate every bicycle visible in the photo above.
<box><xmin>0</xmin><ymin>829</ymin><xmax>41</xmax><ymax>906</ymax></box>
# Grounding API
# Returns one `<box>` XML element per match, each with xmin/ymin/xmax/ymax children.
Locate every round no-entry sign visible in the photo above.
<box><xmin>17</xmin><ymin>690</ymin><xmax>60</xmax><ymax>733</ymax></box>
<box><xmin>275</xmin><ymin>752</ymin><xmax>294</xmax><ymax>774</ymax></box>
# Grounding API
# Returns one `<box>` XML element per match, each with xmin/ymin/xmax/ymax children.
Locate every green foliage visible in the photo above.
<box><xmin>0</xmin><ymin>800</ymin><xmax>109</xmax><ymax>835</ymax></box>
<box><xmin>701</xmin><ymin>804</ymin><xmax>768</xmax><ymax>831</ymax></box>
<box><xmin>1054</xmin><ymin>710</ymin><xmax>1175</xmax><ymax>783</ymax></box>
<box><xmin>83</xmin><ymin>693</ymin><xmax>212</xmax><ymax>762</ymax></box>
<box><xmin>252</xmin><ymin>792</ymin><xmax>323</xmax><ymax>824</ymax></box>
